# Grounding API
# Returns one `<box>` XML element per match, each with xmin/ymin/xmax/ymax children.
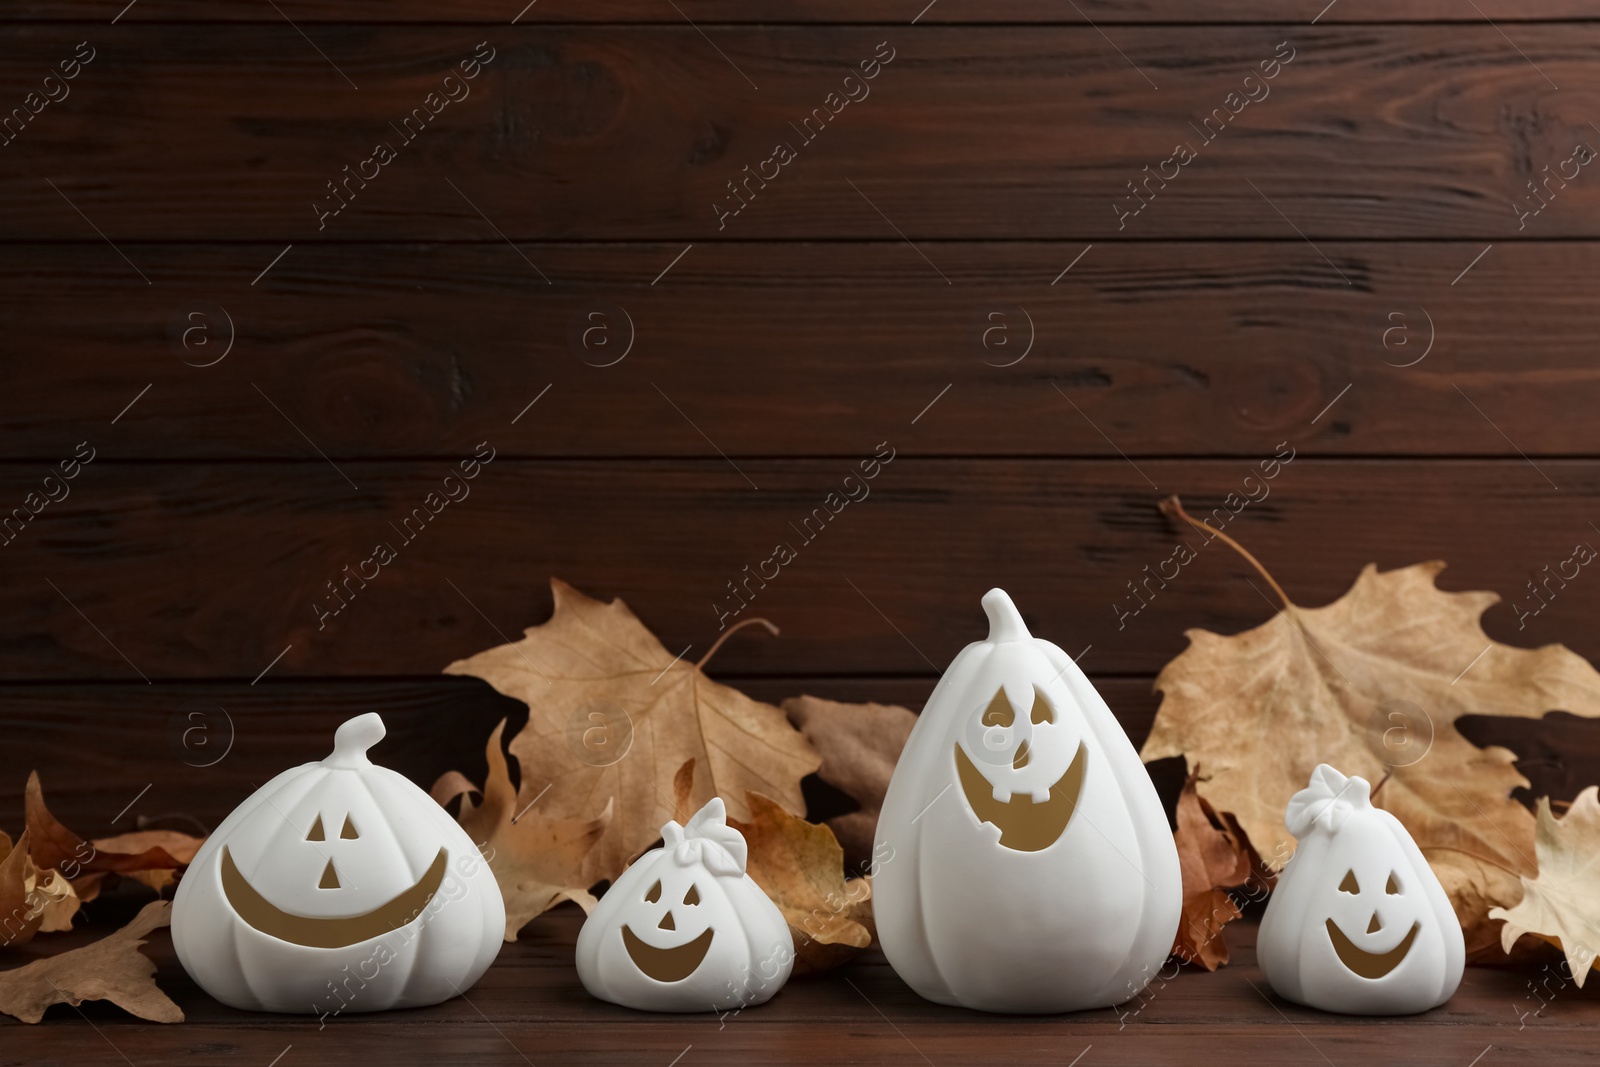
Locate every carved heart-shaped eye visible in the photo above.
<box><xmin>683</xmin><ymin>885</ymin><xmax>700</xmax><ymax>906</ymax></box>
<box><xmin>1386</xmin><ymin>872</ymin><xmax>1402</xmax><ymax>895</ymax></box>
<box><xmin>982</xmin><ymin>690</ymin><xmax>1015</xmax><ymax>728</ymax></box>
<box><xmin>645</xmin><ymin>879</ymin><xmax>662</xmax><ymax>903</ymax></box>
<box><xmin>1030</xmin><ymin>689</ymin><xmax>1054</xmax><ymax>725</ymax></box>
<box><xmin>1338</xmin><ymin>869</ymin><xmax>1360</xmax><ymax>894</ymax></box>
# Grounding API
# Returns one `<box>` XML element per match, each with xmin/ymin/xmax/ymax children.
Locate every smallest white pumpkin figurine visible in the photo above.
<box><xmin>576</xmin><ymin>797</ymin><xmax>794</xmax><ymax>1013</ymax></box>
<box><xmin>1258</xmin><ymin>764</ymin><xmax>1463</xmax><ymax>1015</ymax></box>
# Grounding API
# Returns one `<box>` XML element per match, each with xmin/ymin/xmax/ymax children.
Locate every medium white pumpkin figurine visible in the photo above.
<box><xmin>1258</xmin><ymin>764</ymin><xmax>1463</xmax><ymax>1014</ymax></box>
<box><xmin>576</xmin><ymin>797</ymin><xmax>793</xmax><ymax>1012</ymax></box>
<box><xmin>873</xmin><ymin>589</ymin><xmax>1181</xmax><ymax>1013</ymax></box>
<box><xmin>172</xmin><ymin>713</ymin><xmax>505</xmax><ymax>1014</ymax></box>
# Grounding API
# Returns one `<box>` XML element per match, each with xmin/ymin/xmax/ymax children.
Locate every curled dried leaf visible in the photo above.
<box><xmin>730</xmin><ymin>792</ymin><xmax>873</xmax><ymax>976</ymax></box>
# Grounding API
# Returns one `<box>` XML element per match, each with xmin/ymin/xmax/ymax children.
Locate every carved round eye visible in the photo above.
<box><xmin>644</xmin><ymin>879</ymin><xmax>662</xmax><ymax>903</ymax></box>
<box><xmin>1338</xmin><ymin>869</ymin><xmax>1360</xmax><ymax>894</ymax></box>
<box><xmin>683</xmin><ymin>885</ymin><xmax>701</xmax><ymax>906</ymax></box>
<box><xmin>981</xmin><ymin>690</ymin><xmax>1014</xmax><ymax>728</ymax></box>
<box><xmin>1030</xmin><ymin>689</ymin><xmax>1055</xmax><ymax>725</ymax></box>
<box><xmin>1386</xmin><ymin>873</ymin><xmax>1402</xmax><ymax>895</ymax></box>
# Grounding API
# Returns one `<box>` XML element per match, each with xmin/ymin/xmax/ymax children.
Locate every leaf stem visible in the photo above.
<box><xmin>697</xmin><ymin>617</ymin><xmax>780</xmax><ymax>670</ymax></box>
<box><xmin>1161</xmin><ymin>494</ymin><xmax>1292</xmax><ymax>609</ymax></box>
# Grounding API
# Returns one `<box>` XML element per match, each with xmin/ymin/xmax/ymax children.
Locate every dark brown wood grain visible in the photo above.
<box><xmin>2</xmin><ymin>240</ymin><xmax>1596</xmax><ymax>460</ymax></box>
<box><xmin>2</xmin><ymin>27</ymin><xmax>1597</xmax><ymax>239</ymax></box>
<box><xmin>5</xmin><ymin>0</ymin><xmax>1596</xmax><ymax>22</ymax></box>
<box><xmin>5</xmin><ymin>459</ymin><xmax>1600</xmax><ymax>681</ymax></box>
<box><xmin>7</xmin><ymin>678</ymin><xmax>1595</xmax><ymax>840</ymax></box>
<box><xmin>3</xmin><ymin>903</ymin><xmax>1591</xmax><ymax>1066</ymax></box>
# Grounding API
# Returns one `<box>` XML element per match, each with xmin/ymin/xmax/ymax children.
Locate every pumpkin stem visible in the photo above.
<box><xmin>696</xmin><ymin>617</ymin><xmax>779</xmax><ymax>671</ymax></box>
<box><xmin>982</xmin><ymin>588</ymin><xmax>1032</xmax><ymax>642</ymax></box>
<box><xmin>1161</xmin><ymin>494</ymin><xmax>1293</xmax><ymax>609</ymax></box>
<box><xmin>327</xmin><ymin>712</ymin><xmax>386</xmax><ymax>767</ymax></box>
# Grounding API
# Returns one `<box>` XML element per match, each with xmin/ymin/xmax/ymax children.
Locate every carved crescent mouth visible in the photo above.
<box><xmin>1326</xmin><ymin>918</ymin><xmax>1420</xmax><ymax>979</ymax></box>
<box><xmin>221</xmin><ymin>844</ymin><xmax>447</xmax><ymax>949</ymax></box>
<box><xmin>954</xmin><ymin>740</ymin><xmax>1086</xmax><ymax>852</ymax></box>
<box><xmin>622</xmin><ymin>925</ymin><xmax>715</xmax><ymax>982</ymax></box>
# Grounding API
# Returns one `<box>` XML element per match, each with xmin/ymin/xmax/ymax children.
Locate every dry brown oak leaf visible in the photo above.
<box><xmin>25</xmin><ymin>772</ymin><xmax>203</xmax><ymax>903</ymax></box>
<box><xmin>1491</xmin><ymin>786</ymin><xmax>1600</xmax><ymax>987</ymax></box>
<box><xmin>729</xmin><ymin>792</ymin><xmax>873</xmax><ymax>976</ymax></box>
<box><xmin>432</xmin><ymin>719</ymin><xmax>611</xmax><ymax>941</ymax></box>
<box><xmin>783</xmin><ymin>695</ymin><xmax>916</xmax><ymax>874</ymax></box>
<box><xmin>1142</xmin><ymin>555</ymin><xmax>1600</xmax><ymax>957</ymax></box>
<box><xmin>1172</xmin><ymin>769</ymin><xmax>1255</xmax><ymax>971</ymax></box>
<box><xmin>445</xmin><ymin>579</ymin><xmax>820</xmax><ymax>884</ymax></box>
<box><xmin>0</xmin><ymin>900</ymin><xmax>181</xmax><ymax>1023</ymax></box>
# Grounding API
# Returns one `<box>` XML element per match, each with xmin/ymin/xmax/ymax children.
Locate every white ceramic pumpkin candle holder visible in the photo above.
<box><xmin>874</xmin><ymin>589</ymin><xmax>1181</xmax><ymax>1013</ymax></box>
<box><xmin>1258</xmin><ymin>764</ymin><xmax>1463</xmax><ymax>1015</ymax></box>
<box><xmin>576</xmin><ymin>797</ymin><xmax>793</xmax><ymax>1013</ymax></box>
<box><xmin>172</xmin><ymin>713</ymin><xmax>504</xmax><ymax>1015</ymax></box>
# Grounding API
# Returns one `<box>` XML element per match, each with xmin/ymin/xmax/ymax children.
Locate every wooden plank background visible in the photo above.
<box><xmin>5</xmin><ymin>0</ymin><xmax>1600</xmax><ymax>1059</ymax></box>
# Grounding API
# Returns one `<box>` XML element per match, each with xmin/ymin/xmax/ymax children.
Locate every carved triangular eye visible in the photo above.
<box><xmin>306</xmin><ymin>815</ymin><xmax>325</xmax><ymax>841</ymax></box>
<box><xmin>645</xmin><ymin>879</ymin><xmax>662</xmax><ymax>903</ymax></box>
<box><xmin>1338</xmin><ymin>869</ymin><xmax>1359</xmax><ymax>894</ymax></box>
<box><xmin>1030</xmin><ymin>689</ymin><xmax>1054</xmax><ymax>725</ymax></box>
<box><xmin>340</xmin><ymin>815</ymin><xmax>358</xmax><ymax>839</ymax></box>
<box><xmin>982</xmin><ymin>690</ymin><xmax>1015</xmax><ymax>728</ymax></box>
<box><xmin>683</xmin><ymin>884</ymin><xmax>700</xmax><ymax>905</ymax></box>
<box><xmin>1386</xmin><ymin>872</ymin><xmax>1402</xmax><ymax>895</ymax></box>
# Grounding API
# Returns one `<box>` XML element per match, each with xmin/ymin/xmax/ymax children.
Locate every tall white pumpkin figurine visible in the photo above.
<box><xmin>577</xmin><ymin>797</ymin><xmax>793</xmax><ymax>1012</ymax></box>
<box><xmin>172</xmin><ymin>713</ymin><xmax>505</xmax><ymax>1014</ymax></box>
<box><xmin>874</xmin><ymin>589</ymin><xmax>1181</xmax><ymax>1012</ymax></box>
<box><xmin>1258</xmin><ymin>764</ymin><xmax>1463</xmax><ymax>1014</ymax></box>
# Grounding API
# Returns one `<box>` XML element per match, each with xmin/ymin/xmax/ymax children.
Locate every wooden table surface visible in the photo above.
<box><xmin>5</xmin><ymin>902</ymin><xmax>1591</xmax><ymax>1067</ymax></box>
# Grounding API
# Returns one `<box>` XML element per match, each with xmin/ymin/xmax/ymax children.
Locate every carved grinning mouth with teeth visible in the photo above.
<box><xmin>947</xmin><ymin>687</ymin><xmax>1088</xmax><ymax>857</ymax></box>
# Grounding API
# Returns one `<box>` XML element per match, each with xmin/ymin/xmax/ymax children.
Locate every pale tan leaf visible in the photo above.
<box><xmin>445</xmin><ymin>579</ymin><xmax>819</xmax><ymax>882</ymax></box>
<box><xmin>433</xmin><ymin>719</ymin><xmax>611</xmax><ymax>940</ymax></box>
<box><xmin>0</xmin><ymin>900</ymin><xmax>181</xmax><ymax>1023</ymax></box>
<box><xmin>1142</xmin><ymin>559</ymin><xmax>1600</xmax><ymax>954</ymax></box>
<box><xmin>1490</xmin><ymin>787</ymin><xmax>1600</xmax><ymax>987</ymax></box>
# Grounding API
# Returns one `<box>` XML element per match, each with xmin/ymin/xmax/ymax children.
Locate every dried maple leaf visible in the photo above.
<box><xmin>445</xmin><ymin>579</ymin><xmax>820</xmax><ymax>882</ymax></box>
<box><xmin>1171</xmin><ymin>769</ymin><xmax>1253</xmax><ymax>970</ymax></box>
<box><xmin>729</xmin><ymin>792</ymin><xmax>872</xmax><ymax>976</ymax></box>
<box><xmin>0</xmin><ymin>900</ymin><xmax>181</xmax><ymax>1023</ymax></box>
<box><xmin>1141</xmin><ymin>500</ymin><xmax>1600</xmax><ymax>955</ymax></box>
<box><xmin>784</xmin><ymin>695</ymin><xmax>916</xmax><ymax>874</ymax></box>
<box><xmin>432</xmin><ymin>719</ymin><xmax>611</xmax><ymax>940</ymax></box>
<box><xmin>1490</xmin><ymin>786</ymin><xmax>1600</xmax><ymax>986</ymax></box>
<box><xmin>24</xmin><ymin>773</ymin><xmax>203</xmax><ymax>903</ymax></box>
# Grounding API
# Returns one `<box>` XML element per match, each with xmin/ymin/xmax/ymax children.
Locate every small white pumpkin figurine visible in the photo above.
<box><xmin>874</xmin><ymin>589</ymin><xmax>1181</xmax><ymax>1013</ymax></box>
<box><xmin>576</xmin><ymin>797</ymin><xmax>793</xmax><ymax>1012</ymax></box>
<box><xmin>1258</xmin><ymin>764</ymin><xmax>1464</xmax><ymax>1015</ymax></box>
<box><xmin>172</xmin><ymin>713</ymin><xmax>505</xmax><ymax>1015</ymax></box>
